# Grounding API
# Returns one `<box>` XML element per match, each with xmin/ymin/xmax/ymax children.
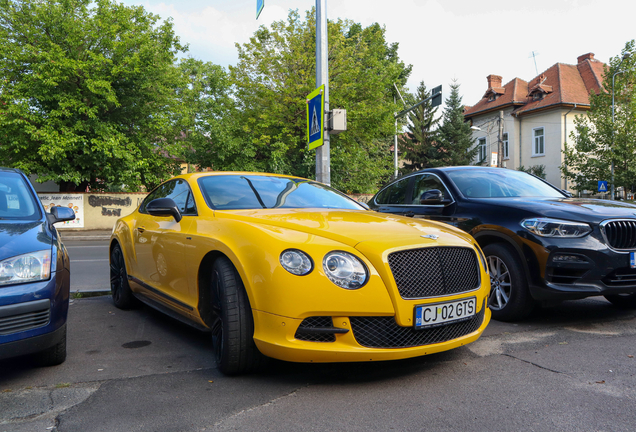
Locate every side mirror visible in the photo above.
<box><xmin>146</xmin><ymin>198</ymin><xmax>182</xmax><ymax>222</ymax></box>
<box><xmin>49</xmin><ymin>206</ymin><xmax>76</xmax><ymax>224</ymax></box>
<box><xmin>420</xmin><ymin>189</ymin><xmax>444</xmax><ymax>204</ymax></box>
<box><xmin>562</xmin><ymin>190</ymin><xmax>573</xmax><ymax>198</ymax></box>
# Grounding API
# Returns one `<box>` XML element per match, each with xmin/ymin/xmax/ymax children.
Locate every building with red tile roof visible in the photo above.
<box><xmin>463</xmin><ymin>53</ymin><xmax>606</xmax><ymax>190</ymax></box>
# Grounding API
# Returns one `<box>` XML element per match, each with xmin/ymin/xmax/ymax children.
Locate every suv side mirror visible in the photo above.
<box><xmin>49</xmin><ymin>206</ymin><xmax>76</xmax><ymax>224</ymax></box>
<box><xmin>562</xmin><ymin>190</ymin><xmax>574</xmax><ymax>198</ymax></box>
<box><xmin>146</xmin><ymin>198</ymin><xmax>183</xmax><ymax>222</ymax></box>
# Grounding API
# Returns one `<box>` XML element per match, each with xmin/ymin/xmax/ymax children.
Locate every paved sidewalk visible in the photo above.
<box><xmin>59</xmin><ymin>229</ymin><xmax>112</xmax><ymax>241</ymax></box>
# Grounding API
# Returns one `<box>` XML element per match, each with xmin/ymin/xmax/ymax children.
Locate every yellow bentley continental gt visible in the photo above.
<box><xmin>109</xmin><ymin>172</ymin><xmax>491</xmax><ymax>374</ymax></box>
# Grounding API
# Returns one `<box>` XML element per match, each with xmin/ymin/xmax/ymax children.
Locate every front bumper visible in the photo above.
<box><xmin>252</xmin><ymin>298</ymin><xmax>490</xmax><ymax>363</ymax></box>
<box><xmin>0</xmin><ymin>270</ymin><xmax>70</xmax><ymax>360</ymax></box>
<box><xmin>523</xmin><ymin>231</ymin><xmax>636</xmax><ymax>300</ymax></box>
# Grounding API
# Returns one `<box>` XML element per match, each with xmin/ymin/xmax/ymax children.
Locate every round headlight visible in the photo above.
<box><xmin>323</xmin><ymin>251</ymin><xmax>368</xmax><ymax>290</ymax></box>
<box><xmin>280</xmin><ymin>249</ymin><xmax>313</xmax><ymax>276</ymax></box>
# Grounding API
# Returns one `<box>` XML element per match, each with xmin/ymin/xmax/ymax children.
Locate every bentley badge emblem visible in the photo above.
<box><xmin>421</xmin><ymin>234</ymin><xmax>439</xmax><ymax>240</ymax></box>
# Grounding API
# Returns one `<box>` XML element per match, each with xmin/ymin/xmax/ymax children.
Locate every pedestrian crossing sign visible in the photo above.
<box><xmin>306</xmin><ymin>85</ymin><xmax>324</xmax><ymax>150</ymax></box>
<box><xmin>598</xmin><ymin>181</ymin><xmax>608</xmax><ymax>192</ymax></box>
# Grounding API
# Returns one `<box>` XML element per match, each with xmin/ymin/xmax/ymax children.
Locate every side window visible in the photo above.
<box><xmin>376</xmin><ymin>177</ymin><xmax>410</xmax><ymax>205</ymax></box>
<box><xmin>139</xmin><ymin>182</ymin><xmax>172</xmax><ymax>213</ymax></box>
<box><xmin>139</xmin><ymin>180</ymin><xmax>197</xmax><ymax>215</ymax></box>
<box><xmin>410</xmin><ymin>175</ymin><xmax>450</xmax><ymax>204</ymax></box>
<box><xmin>165</xmin><ymin>180</ymin><xmax>197</xmax><ymax>215</ymax></box>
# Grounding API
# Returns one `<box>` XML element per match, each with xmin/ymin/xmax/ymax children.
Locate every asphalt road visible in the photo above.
<box><xmin>66</xmin><ymin>240</ymin><xmax>110</xmax><ymax>294</ymax></box>
<box><xmin>1</xmin><ymin>240</ymin><xmax>635</xmax><ymax>432</ymax></box>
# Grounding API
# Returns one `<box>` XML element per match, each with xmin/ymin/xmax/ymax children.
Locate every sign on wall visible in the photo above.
<box><xmin>37</xmin><ymin>194</ymin><xmax>84</xmax><ymax>228</ymax></box>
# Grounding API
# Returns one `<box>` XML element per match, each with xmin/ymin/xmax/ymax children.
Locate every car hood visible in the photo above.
<box><xmin>0</xmin><ymin>221</ymin><xmax>52</xmax><ymax>261</ymax></box>
<box><xmin>470</xmin><ymin>197</ymin><xmax>636</xmax><ymax>223</ymax></box>
<box><xmin>221</xmin><ymin>209</ymin><xmax>475</xmax><ymax>249</ymax></box>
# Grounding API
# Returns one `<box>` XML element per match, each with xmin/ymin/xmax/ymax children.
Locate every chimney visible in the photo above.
<box><xmin>577</xmin><ymin>53</ymin><xmax>595</xmax><ymax>64</ymax></box>
<box><xmin>487</xmin><ymin>74</ymin><xmax>502</xmax><ymax>89</ymax></box>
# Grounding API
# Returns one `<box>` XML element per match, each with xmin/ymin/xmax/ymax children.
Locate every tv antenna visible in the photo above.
<box><xmin>529</xmin><ymin>51</ymin><xmax>540</xmax><ymax>75</ymax></box>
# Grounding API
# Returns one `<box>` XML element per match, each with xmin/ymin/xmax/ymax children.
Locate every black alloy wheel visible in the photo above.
<box><xmin>483</xmin><ymin>243</ymin><xmax>536</xmax><ymax>322</ymax></box>
<box><xmin>210</xmin><ymin>257</ymin><xmax>263</xmax><ymax>375</ymax></box>
<box><xmin>110</xmin><ymin>244</ymin><xmax>139</xmax><ymax>309</ymax></box>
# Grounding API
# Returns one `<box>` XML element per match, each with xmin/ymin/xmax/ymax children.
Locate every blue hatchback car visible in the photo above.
<box><xmin>0</xmin><ymin>168</ymin><xmax>75</xmax><ymax>366</ymax></box>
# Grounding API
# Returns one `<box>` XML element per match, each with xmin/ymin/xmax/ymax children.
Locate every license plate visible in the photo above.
<box><xmin>631</xmin><ymin>252</ymin><xmax>636</xmax><ymax>269</ymax></box>
<box><xmin>414</xmin><ymin>297</ymin><xmax>476</xmax><ymax>329</ymax></box>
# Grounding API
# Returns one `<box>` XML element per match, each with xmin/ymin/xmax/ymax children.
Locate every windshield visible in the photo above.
<box><xmin>0</xmin><ymin>171</ymin><xmax>41</xmax><ymax>220</ymax></box>
<box><xmin>446</xmin><ymin>168</ymin><xmax>565</xmax><ymax>198</ymax></box>
<box><xmin>198</xmin><ymin>175</ymin><xmax>364</xmax><ymax>210</ymax></box>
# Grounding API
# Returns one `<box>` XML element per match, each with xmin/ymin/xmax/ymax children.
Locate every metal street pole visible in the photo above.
<box><xmin>497</xmin><ymin>110</ymin><xmax>504</xmax><ymax>167</ymax></box>
<box><xmin>611</xmin><ymin>53</ymin><xmax>630</xmax><ymax>200</ymax></box>
<box><xmin>315</xmin><ymin>0</ymin><xmax>330</xmax><ymax>185</ymax></box>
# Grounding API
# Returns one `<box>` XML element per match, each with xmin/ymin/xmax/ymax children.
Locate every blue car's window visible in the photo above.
<box><xmin>198</xmin><ymin>175</ymin><xmax>364</xmax><ymax>210</ymax></box>
<box><xmin>0</xmin><ymin>171</ymin><xmax>40</xmax><ymax>220</ymax></box>
<box><xmin>446</xmin><ymin>169</ymin><xmax>565</xmax><ymax>198</ymax></box>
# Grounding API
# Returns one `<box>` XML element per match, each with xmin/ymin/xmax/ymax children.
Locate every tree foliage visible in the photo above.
<box><xmin>225</xmin><ymin>9</ymin><xmax>411</xmax><ymax>193</ymax></box>
<box><xmin>435</xmin><ymin>80</ymin><xmax>478</xmax><ymax>166</ymax></box>
<box><xmin>561</xmin><ymin>40</ymin><xmax>636</xmax><ymax>194</ymax></box>
<box><xmin>0</xmin><ymin>0</ymin><xmax>187</xmax><ymax>191</ymax></box>
<box><xmin>174</xmin><ymin>58</ymin><xmax>239</xmax><ymax>171</ymax></box>
<box><xmin>398</xmin><ymin>81</ymin><xmax>441</xmax><ymax>172</ymax></box>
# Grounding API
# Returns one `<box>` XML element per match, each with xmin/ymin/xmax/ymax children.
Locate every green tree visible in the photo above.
<box><xmin>517</xmin><ymin>164</ymin><xmax>546</xmax><ymax>179</ymax></box>
<box><xmin>561</xmin><ymin>40</ymin><xmax>636</xmax><ymax>195</ymax></box>
<box><xmin>0</xmin><ymin>0</ymin><xmax>186</xmax><ymax>191</ymax></box>
<box><xmin>228</xmin><ymin>9</ymin><xmax>411</xmax><ymax>193</ymax></box>
<box><xmin>435</xmin><ymin>80</ymin><xmax>478</xmax><ymax>166</ymax></box>
<box><xmin>398</xmin><ymin>81</ymin><xmax>441</xmax><ymax>172</ymax></box>
<box><xmin>174</xmin><ymin>58</ymin><xmax>239</xmax><ymax>171</ymax></box>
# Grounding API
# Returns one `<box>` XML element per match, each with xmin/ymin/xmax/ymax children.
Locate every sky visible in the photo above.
<box><xmin>119</xmin><ymin>0</ymin><xmax>635</xmax><ymax>108</ymax></box>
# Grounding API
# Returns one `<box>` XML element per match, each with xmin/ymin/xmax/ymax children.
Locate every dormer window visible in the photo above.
<box><xmin>532</xmin><ymin>92</ymin><xmax>544</xmax><ymax>101</ymax></box>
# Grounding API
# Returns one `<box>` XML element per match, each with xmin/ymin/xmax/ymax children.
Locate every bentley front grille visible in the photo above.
<box><xmin>388</xmin><ymin>247</ymin><xmax>480</xmax><ymax>299</ymax></box>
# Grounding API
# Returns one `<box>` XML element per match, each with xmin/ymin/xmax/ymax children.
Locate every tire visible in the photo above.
<box><xmin>604</xmin><ymin>293</ymin><xmax>636</xmax><ymax>309</ymax></box>
<box><xmin>35</xmin><ymin>324</ymin><xmax>67</xmax><ymax>366</ymax></box>
<box><xmin>110</xmin><ymin>244</ymin><xmax>140</xmax><ymax>310</ymax></box>
<box><xmin>483</xmin><ymin>243</ymin><xmax>536</xmax><ymax>322</ymax></box>
<box><xmin>210</xmin><ymin>257</ymin><xmax>263</xmax><ymax>375</ymax></box>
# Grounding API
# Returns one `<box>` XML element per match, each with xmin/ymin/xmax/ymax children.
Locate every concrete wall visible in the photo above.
<box><xmin>38</xmin><ymin>192</ymin><xmax>147</xmax><ymax>230</ymax></box>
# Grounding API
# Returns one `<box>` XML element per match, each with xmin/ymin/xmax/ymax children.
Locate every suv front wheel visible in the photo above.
<box><xmin>483</xmin><ymin>243</ymin><xmax>536</xmax><ymax>322</ymax></box>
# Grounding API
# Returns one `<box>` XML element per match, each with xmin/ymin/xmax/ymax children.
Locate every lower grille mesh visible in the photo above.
<box><xmin>350</xmin><ymin>305</ymin><xmax>485</xmax><ymax>348</ymax></box>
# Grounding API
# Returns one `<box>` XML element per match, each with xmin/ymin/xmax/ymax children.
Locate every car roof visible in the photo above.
<box><xmin>0</xmin><ymin>167</ymin><xmax>23</xmax><ymax>174</ymax></box>
<box><xmin>176</xmin><ymin>171</ymin><xmax>313</xmax><ymax>182</ymax></box>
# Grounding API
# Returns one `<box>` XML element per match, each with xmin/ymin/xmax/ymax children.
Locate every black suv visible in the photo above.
<box><xmin>369</xmin><ymin>166</ymin><xmax>636</xmax><ymax>321</ymax></box>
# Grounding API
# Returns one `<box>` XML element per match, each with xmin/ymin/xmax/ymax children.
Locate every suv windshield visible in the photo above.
<box><xmin>446</xmin><ymin>168</ymin><xmax>565</xmax><ymax>198</ymax></box>
<box><xmin>0</xmin><ymin>171</ymin><xmax>41</xmax><ymax>220</ymax></box>
<box><xmin>198</xmin><ymin>175</ymin><xmax>364</xmax><ymax>210</ymax></box>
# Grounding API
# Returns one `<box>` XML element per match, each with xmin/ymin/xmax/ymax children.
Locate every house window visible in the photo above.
<box><xmin>478</xmin><ymin>137</ymin><xmax>487</xmax><ymax>162</ymax></box>
<box><xmin>503</xmin><ymin>133</ymin><xmax>509</xmax><ymax>160</ymax></box>
<box><xmin>533</xmin><ymin>128</ymin><xmax>545</xmax><ymax>156</ymax></box>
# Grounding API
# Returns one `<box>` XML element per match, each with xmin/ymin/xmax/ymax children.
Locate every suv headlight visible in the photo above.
<box><xmin>0</xmin><ymin>250</ymin><xmax>52</xmax><ymax>286</ymax></box>
<box><xmin>521</xmin><ymin>218</ymin><xmax>592</xmax><ymax>238</ymax></box>
<box><xmin>323</xmin><ymin>251</ymin><xmax>368</xmax><ymax>289</ymax></box>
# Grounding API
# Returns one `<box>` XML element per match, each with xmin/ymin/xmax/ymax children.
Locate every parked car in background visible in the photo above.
<box><xmin>0</xmin><ymin>168</ymin><xmax>75</xmax><ymax>366</ymax></box>
<box><xmin>369</xmin><ymin>166</ymin><xmax>636</xmax><ymax>321</ymax></box>
<box><xmin>110</xmin><ymin>172</ymin><xmax>491</xmax><ymax>375</ymax></box>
